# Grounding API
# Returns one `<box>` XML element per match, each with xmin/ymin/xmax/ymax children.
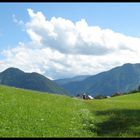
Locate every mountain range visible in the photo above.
<box><xmin>0</xmin><ymin>67</ymin><xmax>68</xmax><ymax>95</ymax></box>
<box><xmin>55</xmin><ymin>63</ymin><xmax>140</xmax><ymax>97</ymax></box>
<box><xmin>1</xmin><ymin>63</ymin><xmax>140</xmax><ymax>97</ymax></box>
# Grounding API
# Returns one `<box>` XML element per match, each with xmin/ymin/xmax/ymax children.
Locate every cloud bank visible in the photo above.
<box><xmin>1</xmin><ymin>8</ymin><xmax>140</xmax><ymax>79</ymax></box>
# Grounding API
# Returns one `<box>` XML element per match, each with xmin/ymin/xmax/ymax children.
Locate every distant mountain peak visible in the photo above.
<box><xmin>3</xmin><ymin>67</ymin><xmax>24</xmax><ymax>72</ymax></box>
<box><xmin>0</xmin><ymin>67</ymin><xmax>68</xmax><ymax>95</ymax></box>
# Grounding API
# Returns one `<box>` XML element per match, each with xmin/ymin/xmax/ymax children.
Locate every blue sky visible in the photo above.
<box><xmin>1</xmin><ymin>2</ymin><xmax>140</xmax><ymax>50</ymax></box>
<box><xmin>1</xmin><ymin>2</ymin><xmax>140</xmax><ymax>79</ymax></box>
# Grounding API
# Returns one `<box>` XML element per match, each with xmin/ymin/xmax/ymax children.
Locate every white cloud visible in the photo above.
<box><xmin>25</xmin><ymin>9</ymin><xmax>140</xmax><ymax>56</ymax></box>
<box><xmin>12</xmin><ymin>14</ymin><xmax>24</xmax><ymax>26</ymax></box>
<box><xmin>1</xmin><ymin>8</ymin><xmax>140</xmax><ymax>79</ymax></box>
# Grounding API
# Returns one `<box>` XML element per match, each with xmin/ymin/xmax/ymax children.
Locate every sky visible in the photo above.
<box><xmin>1</xmin><ymin>2</ymin><xmax>140</xmax><ymax>79</ymax></box>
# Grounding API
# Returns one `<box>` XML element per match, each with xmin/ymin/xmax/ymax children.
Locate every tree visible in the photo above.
<box><xmin>138</xmin><ymin>85</ymin><xmax>140</xmax><ymax>91</ymax></box>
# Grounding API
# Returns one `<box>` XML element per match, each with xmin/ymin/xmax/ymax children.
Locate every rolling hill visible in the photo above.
<box><xmin>0</xmin><ymin>67</ymin><xmax>68</xmax><ymax>95</ymax></box>
<box><xmin>1</xmin><ymin>85</ymin><xmax>140</xmax><ymax>137</ymax></box>
<box><xmin>60</xmin><ymin>63</ymin><xmax>140</xmax><ymax>97</ymax></box>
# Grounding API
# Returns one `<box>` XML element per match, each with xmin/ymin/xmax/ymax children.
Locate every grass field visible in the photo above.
<box><xmin>0</xmin><ymin>85</ymin><xmax>140</xmax><ymax>137</ymax></box>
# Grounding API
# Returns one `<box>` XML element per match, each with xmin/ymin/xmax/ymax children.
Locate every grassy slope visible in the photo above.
<box><xmin>0</xmin><ymin>85</ymin><xmax>140</xmax><ymax>137</ymax></box>
<box><xmin>85</xmin><ymin>94</ymin><xmax>140</xmax><ymax>137</ymax></box>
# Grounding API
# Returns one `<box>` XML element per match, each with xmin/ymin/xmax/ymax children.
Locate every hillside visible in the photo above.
<box><xmin>0</xmin><ymin>67</ymin><xmax>68</xmax><ymax>95</ymax></box>
<box><xmin>61</xmin><ymin>63</ymin><xmax>140</xmax><ymax>97</ymax></box>
<box><xmin>1</xmin><ymin>85</ymin><xmax>140</xmax><ymax>137</ymax></box>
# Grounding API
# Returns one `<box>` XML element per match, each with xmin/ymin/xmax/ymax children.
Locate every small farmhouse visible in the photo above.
<box><xmin>76</xmin><ymin>93</ymin><xmax>94</xmax><ymax>100</ymax></box>
<box><xmin>87</xmin><ymin>95</ymin><xmax>94</xmax><ymax>99</ymax></box>
<box><xmin>106</xmin><ymin>96</ymin><xmax>111</xmax><ymax>98</ymax></box>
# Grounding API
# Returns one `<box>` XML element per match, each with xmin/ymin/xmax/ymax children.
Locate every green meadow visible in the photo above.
<box><xmin>0</xmin><ymin>85</ymin><xmax>140</xmax><ymax>137</ymax></box>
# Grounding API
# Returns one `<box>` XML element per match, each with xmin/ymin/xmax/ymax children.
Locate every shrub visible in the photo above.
<box><xmin>111</xmin><ymin>92</ymin><xmax>122</xmax><ymax>97</ymax></box>
<box><xmin>95</xmin><ymin>95</ymin><xmax>106</xmax><ymax>99</ymax></box>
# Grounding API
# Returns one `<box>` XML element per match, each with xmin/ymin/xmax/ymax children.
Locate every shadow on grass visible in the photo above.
<box><xmin>84</xmin><ymin>109</ymin><xmax>140</xmax><ymax>137</ymax></box>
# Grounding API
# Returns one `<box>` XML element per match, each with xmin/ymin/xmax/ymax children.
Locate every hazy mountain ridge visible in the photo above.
<box><xmin>60</xmin><ymin>63</ymin><xmax>140</xmax><ymax>97</ymax></box>
<box><xmin>54</xmin><ymin>75</ymin><xmax>90</xmax><ymax>86</ymax></box>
